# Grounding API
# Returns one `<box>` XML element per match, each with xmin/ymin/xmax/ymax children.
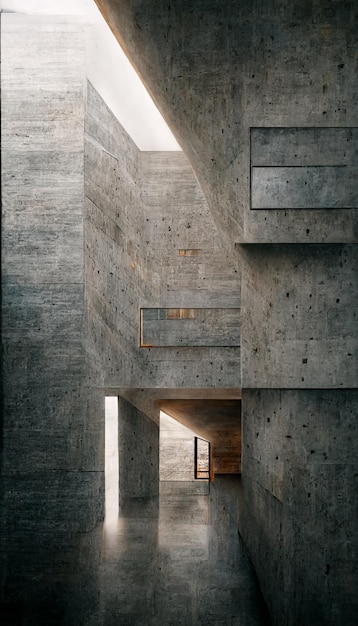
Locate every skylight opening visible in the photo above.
<box><xmin>0</xmin><ymin>0</ymin><xmax>181</xmax><ymax>151</ymax></box>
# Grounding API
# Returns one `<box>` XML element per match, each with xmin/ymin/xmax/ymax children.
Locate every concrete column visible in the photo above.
<box><xmin>239</xmin><ymin>244</ymin><xmax>358</xmax><ymax>625</ymax></box>
<box><xmin>1</xmin><ymin>15</ymin><xmax>104</xmax><ymax>623</ymax></box>
<box><xmin>117</xmin><ymin>397</ymin><xmax>159</xmax><ymax>517</ymax></box>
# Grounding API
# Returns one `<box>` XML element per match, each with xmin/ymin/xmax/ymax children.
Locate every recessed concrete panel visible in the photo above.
<box><xmin>240</xmin><ymin>388</ymin><xmax>358</xmax><ymax>626</ymax></box>
<box><xmin>251</xmin><ymin>128</ymin><xmax>358</xmax><ymax>167</ymax></box>
<box><xmin>140</xmin><ymin>308</ymin><xmax>240</xmax><ymax>348</ymax></box>
<box><xmin>252</xmin><ymin>166</ymin><xmax>357</xmax><ymax>209</ymax></box>
<box><xmin>251</xmin><ymin>128</ymin><xmax>358</xmax><ymax>209</ymax></box>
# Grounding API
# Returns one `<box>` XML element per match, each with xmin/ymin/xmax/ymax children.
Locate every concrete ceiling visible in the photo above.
<box><xmin>112</xmin><ymin>388</ymin><xmax>242</xmax><ymax>474</ymax></box>
<box><xmin>112</xmin><ymin>387</ymin><xmax>241</xmax><ymax>426</ymax></box>
<box><xmin>159</xmin><ymin>398</ymin><xmax>242</xmax><ymax>475</ymax></box>
<box><xmin>158</xmin><ymin>399</ymin><xmax>241</xmax><ymax>443</ymax></box>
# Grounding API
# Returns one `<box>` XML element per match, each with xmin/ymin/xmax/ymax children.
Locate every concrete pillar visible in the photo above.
<box><xmin>1</xmin><ymin>15</ymin><xmax>104</xmax><ymax>623</ymax></box>
<box><xmin>117</xmin><ymin>397</ymin><xmax>159</xmax><ymax>517</ymax></box>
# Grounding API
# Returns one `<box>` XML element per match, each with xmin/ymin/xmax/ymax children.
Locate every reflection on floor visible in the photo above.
<box><xmin>88</xmin><ymin>477</ymin><xmax>269</xmax><ymax>626</ymax></box>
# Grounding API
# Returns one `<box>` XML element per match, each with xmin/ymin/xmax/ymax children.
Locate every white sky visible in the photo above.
<box><xmin>0</xmin><ymin>0</ymin><xmax>181</xmax><ymax>150</ymax></box>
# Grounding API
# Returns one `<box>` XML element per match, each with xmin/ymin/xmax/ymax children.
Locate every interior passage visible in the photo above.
<box><xmin>88</xmin><ymin>476</ymin><xmax>269</xmax><ymax>626</ymax></box>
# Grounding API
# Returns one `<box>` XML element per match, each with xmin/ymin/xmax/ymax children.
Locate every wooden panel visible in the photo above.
<box><xmin>213</xmin><ymin>432</ymin><xmax>241</xmax><ymax>474</ymax></box>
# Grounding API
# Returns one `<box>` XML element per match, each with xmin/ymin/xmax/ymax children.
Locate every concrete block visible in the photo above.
<box><xmin>141</xmin><ymin>308</ymin><xmax>240</xmax><ymax>347</ymax></box>
<box><xmin>251</xmin><ymin>128</ymin><xmax>358</xmax><ymax>209</ymax></box>
<box><xmin>240</xmin><ymin>389</ymin><xmax>358</xmax><ymax>626</ymax></box>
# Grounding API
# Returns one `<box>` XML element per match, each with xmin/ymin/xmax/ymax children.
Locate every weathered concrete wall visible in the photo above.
<box><xmin>85</xmin><ymin>85</ymin><xmax>241</xmax><ymax>391</ymax></box>
<box><xmin>1</xmin><ymin>10</ymin><xmax>241</xmax><ymax>625</ymax></box>
<box><xmin>94</xmin><ymin>1</ymin><xmax>358</xmax><ymax>624</ymax></box>
<box><xmin>241</xmin><ymin>244</ymin><xmax>358</xmax><ymax>388</ymax></box>
<box><xmin>239</xmin><ymin>241</ymin><xmax>358</xmax><ymax>624</ymax></box>
<box><xmin>95</xmin><ymin>0</ymin><xmax>358</xmax><ymax>244</ymax></box>
<box><xmin>139</xmin><ymin>151</ymin><xmax>241</xmax><ymax>306</ymax></box>
<box><xmin>251</xmin><ymin>128</ymin><xmax>358</xmax><ymax>210</ymax></box>
<box><xmin>85</xmin><ymin>81</ymin><xmax>150</xmax><ymax>388</ymax></box>
<box><xmin>141</xmin><ymin>307</ymin><xmax>240</xmax><ymax>348</ymax></box>
<box><xmin>1</xmin><ymin>15</ymin><xmax>103</xmax><ymax>623</ymax></box>
<box><xmin>239</xmin><ymin>389</ymin><xmax>358</xmax><ymax>625</ymax></box>
<box><xmin>139</xmin><ymin>151</ymin><xmax>241</xmax><ymax>389</ymax></box>
<box><xmin>4</xmin><ymin>3</ymin><xmax>357</xmax><ymax>623</ymax></box>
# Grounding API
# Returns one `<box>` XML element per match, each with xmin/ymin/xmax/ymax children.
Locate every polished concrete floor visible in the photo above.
<box><xmin>88</xmin><ymin>477</ymin><xmax>269</xmax><ymax>626</ymax></box>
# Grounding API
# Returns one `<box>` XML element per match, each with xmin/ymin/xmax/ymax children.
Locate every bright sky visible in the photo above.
<box><xmin>0</xmin><ymin>0</ymin><xmax>181</xmax><ymax>150</ymax></box>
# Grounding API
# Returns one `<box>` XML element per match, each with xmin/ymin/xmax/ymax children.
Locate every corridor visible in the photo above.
<box><xmin>88</xmin><ymin>477</ymin><xmax>269</xmax><ymax>626</ymax></box>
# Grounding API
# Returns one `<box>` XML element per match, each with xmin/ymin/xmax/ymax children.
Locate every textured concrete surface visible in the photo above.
<box><xmin>117</xmin><ymin>397</ymin><xmax>159</xmax><ymax>517</ymax></box>
<box><xmin>241</xmin><ymin>244</ymin><xmax>358</xmax><ymax>388</ymax></box>
<box><xmin>2</xmin><ymin>4</ymin><xmax>358</xmax><ymax>625</ymax></box>
<box><xmin>239</xmin><ymin>389</ymin><xmax>358</xmax><ymax>626</ymax></box>
<box><xmin>88</xmin><ymin>477</ymin><xmax>269</xmax><ymax>626</ymax></box>
<box><xmin>95</xmin><ymin>0</ymin><xmax>358</xmax><ymax>244</ymax></box>
<box><xmin>251</xmin><ymin>127</ymin><xmax>358</xmax><ymax>209</ymax></box>
<box><xmin>85</xmin><ymin>82</ymin><xmax>241</xmax><ymax>391</ymax></box>
<box><xmin>141</xmin><ymin>307</ymin><xmax>240</xmax><ymax>347</ymax></box>
<box><xmin>1</xmin><ymin>15</ymin><xmax>104</xmax><ymax>624</ymax></box>
<box><xmin>139</xmin><ymin>150</ymin><xmax>241</xmax><ymax>305</ymax></box>
<box><xmin>94</xmin><ymin>1</ymin><xmax>358</xmax><ymax>624</ymax></box>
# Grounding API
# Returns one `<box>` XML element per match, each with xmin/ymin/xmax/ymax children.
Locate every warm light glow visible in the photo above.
<box><xmin>160</xmin><ymin>411</ymin><xmax>209</xmax><ymax>482</ymax></box>
<box><xmin>105</xmin><ymin>396</ymin><xmax>119</xmax><ymax>525</ymax></box>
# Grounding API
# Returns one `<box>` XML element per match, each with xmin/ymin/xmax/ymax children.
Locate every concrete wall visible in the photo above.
<box><xmin>139</xmin><ymin>151</ymin><xmax>241</xmax><ymax>389</ymax></box>
<box><xmin>85</xmin><ymin>83</ymin><xmax>241</xmax><ymax>392</ymax></box>
<box><xmin>239</xmin><ymin>244</ymin><xmax>358</xmax><ymax>624</ymax></box>
<box><xmin>0</xmin><ymin>11</ymin><xmax>241</xmax><ymax>623</ymax></box>
<box><xmin>3</xmin><ymin>3</ymin><xmax>357</xmax><ymax>623</ymax></box>
<box><xmin>96</xmin><ymin>0</ymin><xmax>358</xmax><ymax>245</ymax></box>
<box><xmin>1</xmin><ymin>15</ymin><xmax>103</xmax><ymax>624</ymax></box>
<box><xmin>141</xmin><ymin>307</ymin><xmax>240</xmax><ymax>348</ymax></box>
<box><xmin>95</xmin><ymin>1</ymin><xmax>358</xmax><ymax>624</ymax></box>
<box><xmin>240</xmin><ymin>389</ymin><xmax>358</xmax><ymax>625</ymax></box>
<box><xmin>241</xmin><ymin>244</ymin><xmax>358</xmax><ymax>388</ymax></box>
<box><xmin>85</xmin><ymin>81</ymin><xmax>149</xmax><ymax>389</ymax></box>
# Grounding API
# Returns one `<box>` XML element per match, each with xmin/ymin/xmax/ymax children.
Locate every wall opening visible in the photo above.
<box><xmin>105</xmin><ymin>396</ymin><xmax>119</xmax><ymax>526</ymax></box>
<box><xmin>159</xmin><ymin>410</ymin><xmax>209</xmax><ymax>485</ymax></box>
<box><xmin>194</xmin><ymin>437</ymin><xmax>210</xmax><ymax>480</ymax></box>
<box><xmin>140</xmin><ymin>307</ymin><xmax>240</xmax><ymax>348</ymax></box>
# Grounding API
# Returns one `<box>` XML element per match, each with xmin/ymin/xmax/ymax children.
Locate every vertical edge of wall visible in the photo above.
<box><xmin>239</xmin><ymin>388</ymin><xmax>358</xmax><ymax>626</ymax></box>
<box><xmin>1</xmin><ymin>15</ymin><xmax>104</xmax><ymax>622</ymax></box>
<box><xmin>238</xmin><ymin>243</ymin><xmax>358</xmax><ymax>625</ymax></box>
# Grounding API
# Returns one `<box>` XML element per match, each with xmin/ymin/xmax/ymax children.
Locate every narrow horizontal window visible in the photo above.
<box><xmin>140</xmin><ymin>307</ymin><xmax>240</xmax><ymax>348</ymax></box>
<box><xmin>179</xmin><ymin>249</ymin><xmax>201</xmax><ymax>256</ymax></box>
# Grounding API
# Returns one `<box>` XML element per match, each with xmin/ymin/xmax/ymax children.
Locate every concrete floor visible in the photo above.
<box><xmin>88</xmin><ymin>477</ymin><xmax>269</xmax><ymax>626</ymax></box>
